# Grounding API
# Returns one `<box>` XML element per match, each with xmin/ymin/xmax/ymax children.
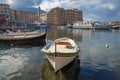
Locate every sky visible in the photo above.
<box><xmin>0</xmin><ymin>0</ymin><xmax>120</xmax><ymax>21</ymax></box>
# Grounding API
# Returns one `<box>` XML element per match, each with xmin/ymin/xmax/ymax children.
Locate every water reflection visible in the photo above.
<box><xmin>47</xmin><ymin>28</ymin><xmax>114</xmax><ymax>43</ymax></box>
<box><xmin>0</xmin><ymin>44</ymin><xmax>45</xmax><ymax>80</ymax></box>
<box><xmin>41</xmin><ymin>58</ymin><xmax>80</xmax><ymax>80</ymax></box>
<box><xmin>0</xmin><ymin>43</ymin><xmax>11</xmax><ymax>50</ymax></box>
<box><xmin>47</xmin><ymin>28</ymin><xmax>82</xmax><ymax>42</ymax></box>
<box><xmin>0</xmin><ymin>28</ymin><xmax>119</xmax><ymax>80</ymax></box>
<box><xmin>0</xmin><ymin>49</ymin><xmax>29</xmax><ymax>80</ymax></box>
<box><xmin>0</xmin><ymin>43</ymin><xmax>45</xmax><ymax>49</ymax></box>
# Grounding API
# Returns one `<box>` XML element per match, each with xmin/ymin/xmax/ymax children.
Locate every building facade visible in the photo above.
<box><xmin>65</xmin><ymin>9</ymin><xmax>74</xmax><ymax>24</ymax></box>
<box><xmin>47</xmin><ymin>7</ymin><xmax>65</xmax><ymax>26</ymax></box>
<box><xmin>40</xmin><ymin>13</ymin><xmax>47</xmax><ymax>22</ymax></box>
<box><xmin>0</xmin><ymin>4</ymin><xmax>10</xmax><ymax>27</ymax></box>
<box><xmin>17</xmin><ymin>10</ymin><xmax>36</xmax><ymax>25</ymax></box>
<box><xmin>10</xmin><ymin>9</ymin><xmax>17</xmax><ymax>24</ymax></box>
<box><xmin>47</xmin><ymin>7</ymin><xmax>83</xmax><ymax>26</ymax></box>
<box><xmin>65</xmin><ymin>8</ymin><xmax>83</xmax><ymax>24</ymax></box>
<box><xmin>74</xmin><ymin>8</ymin><xmax>83</xmax><ymax>22</ymax></box>
<box><xmin>102</xmin><ymin>21</ymin><xmax>120</xmax><ymax>26</ymax></box>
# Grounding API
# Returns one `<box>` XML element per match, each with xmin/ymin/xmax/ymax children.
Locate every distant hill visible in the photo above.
<box><xmin>17</xmin><ymin>7</ymin><xmax>47</xmax><ymax>14</ymax></box>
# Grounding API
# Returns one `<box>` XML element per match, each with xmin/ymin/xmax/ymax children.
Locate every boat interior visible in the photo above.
<box><xmin>56</xmin><ymin>42</ymin><xmax>71</xmax><ymax>45</ymax></box>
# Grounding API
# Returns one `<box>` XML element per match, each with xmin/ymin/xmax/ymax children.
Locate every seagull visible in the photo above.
<box><xmin>106</xmin><ymin>44</ymin><xmax>109</xmax><ymax>48</ymax></box>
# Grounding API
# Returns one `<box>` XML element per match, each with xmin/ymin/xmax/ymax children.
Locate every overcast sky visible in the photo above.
<box><xmin>1</xmin><ymin>0</ymin><xmax>120</xmax><ymax>21</ymax></box>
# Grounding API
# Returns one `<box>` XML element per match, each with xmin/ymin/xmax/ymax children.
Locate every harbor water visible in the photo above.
<box><xmin>0</xmin><ymin>27</ymin><xmax>120</xmax><ymax>80</ymax></box>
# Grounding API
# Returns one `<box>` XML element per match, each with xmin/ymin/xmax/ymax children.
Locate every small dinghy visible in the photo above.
<box><xmin>41</xmin><ymin>37</ymin><xmax>80</xmax><ymax>72</ymax></box>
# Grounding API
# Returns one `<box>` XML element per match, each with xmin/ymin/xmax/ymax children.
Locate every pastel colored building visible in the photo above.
<box><xmin>47</xmin><ymin>7</ymin><xmax>65</xmax><ymax>26</ymax></box>
<box><xmin>47</xmin><ymin>7</ymin><xmax>83</xmax><ymax>26</ymax></box>
<box><xmin>17</xmin><ymin>10</ymin><xmax>36</xmax><ymax>25</ymax></box>
<box><xmin>0</xmin><ymin>4</ymin><xmax>10</xmax><ymax>27</ymax></box>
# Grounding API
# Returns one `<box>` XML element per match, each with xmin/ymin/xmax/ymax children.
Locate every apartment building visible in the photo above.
<box><xmin>10</xmin><ymin>9</ymin><xmax>17</xmax><ymax>24</ymax></box>
<box><xmin>65</xmin><ymin>8</ymin><xmax>83</xmax><ymax>24</ymax></box>
<box><xmin>47</xmin><ymin>7</ymin><xmax>65</xmax><ymax>26</ymax></box>
<box><xmin>47</xmin><ymin>7</ymin><xmax>83</xmax><ymax>26</ymax></box>
<box><xmin>17</xmin><ymin>10</ymin><xmax>36</xmax><ymax>25</ymax></box>
<box><xmin>74</xmin><ymin>8</ymin><xmax>83</xmax><ymax>22</ymax></box>
<box><xmin>65</xmin><ymin>9</ymin><xmax>74</xmax><ymax>24</ymax></box>
<box><xmin>0</xmin><ymin>4</ymin><xmax>10</xmax><ymax>27</ymax></box>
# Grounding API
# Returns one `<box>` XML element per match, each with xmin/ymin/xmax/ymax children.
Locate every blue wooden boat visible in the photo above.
<box><xmin>37</xmin><ymin>22</ymin><xmax>48</xmax><ymax>29</ymax></box>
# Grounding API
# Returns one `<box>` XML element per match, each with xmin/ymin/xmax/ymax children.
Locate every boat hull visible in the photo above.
<box><xmin>46</xmin><ymin>52</ymin><xmax>79</xmax><ymax>57</ymax></box>
<box><xmin>0</xmin><ymin>33</ymin><xmax>46</xmax><ymax>44</ymax></box>
<box><xmin>93</xmin><ymin>26</ymin><xmax>112</xmax><ymax>30</ymax></box>
<box><xmin>46</xmin><ymin>54</ymin><xmax>77</xmax><ymax>72</ymax></box>
<box><xmin>72</xmin><ymin>25</ymin><xmax>93</xmax><ymax>29</ymax></box>
<box><xmin>41</xmin><ymin>37</ymin><xmax>80</xmax><ymax>72</ymax></box>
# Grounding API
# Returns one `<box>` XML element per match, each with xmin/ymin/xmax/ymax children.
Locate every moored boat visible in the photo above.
<box><xmin>39</xmin><ymin>22</ymin><xmax>47</xmax><ymax>28</ymax></box>
<box><xmin>66</xmin><ymin>23</ymin><xmax>73</xmax><ymax>28</ymax></box>
<box><xmin>73</xmin><ymin>21</ymin><xmax>93</xmax><ymax>29</ymax></box>
<box><xmin>0</xmin><ymin>30</ymin><xmax>46</xmax><ymax>44</ymax></box>
<box><xmin>41</xmin><ymin>37</ymin><xmax>80</xmax><ymax>72</ymax></box>
<box><xmin>111</xmin><ymin>25</ymin><xmax>120</xmax><ymax>29</ymax></box>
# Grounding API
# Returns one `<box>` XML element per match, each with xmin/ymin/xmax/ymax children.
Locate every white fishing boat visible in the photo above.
<box><xmin>73</xmin><ymin>21</ymin><xmax>93</xmax><ymax>29</ymax></box>
<box><xmin>41</xmin><ymin>37</ymin><xmax>80</xmax><ymax>72</ymax></box>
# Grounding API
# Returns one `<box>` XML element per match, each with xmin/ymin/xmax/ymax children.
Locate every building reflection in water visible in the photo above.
<box><xmin>41</xmin><ymin>57</ymin><xmax>80</xmax><ymax>80</ymax></box>
<box><xmin>47</xmin><ymin>28</ymin><xmax>83</xmax><ymax>42</ymax></box>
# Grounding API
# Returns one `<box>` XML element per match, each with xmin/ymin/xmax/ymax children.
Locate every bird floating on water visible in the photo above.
<box><xmin>106</xmin><ymin>44</ymin><xmax>109</xmax><ymax>48</ymax></box>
